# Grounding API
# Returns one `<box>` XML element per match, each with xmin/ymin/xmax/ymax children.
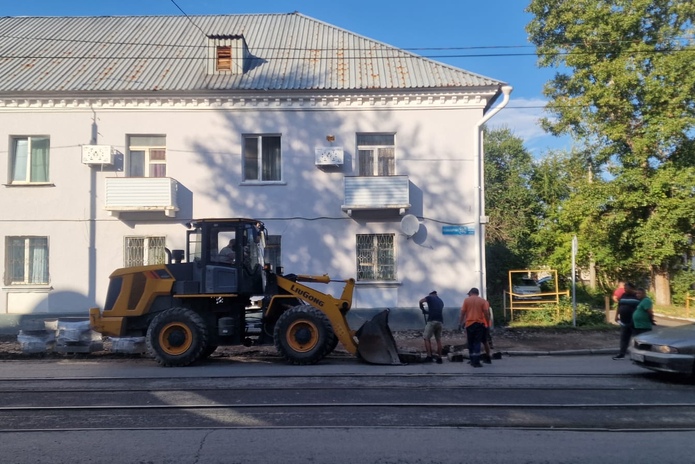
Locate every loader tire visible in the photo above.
<box><xmin>146</xmin><ymin>307</ymin><xmax>209</xmax><ymax>367</ymax></box>
<box><xmin>325</xmin><ymin>328</ymin><xmax>339</xmax><ymax>355</ymax></box>
<box><xmin>274</xmin><ymin>305</ymin><xmax>334</xmax><ymax>365</ymax></box>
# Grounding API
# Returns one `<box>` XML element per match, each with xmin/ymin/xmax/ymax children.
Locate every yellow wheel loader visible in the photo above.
<box><xmin>89</xmin><ymin>218</ymin><xmax>401</xmax><ymax>367</ymax></box>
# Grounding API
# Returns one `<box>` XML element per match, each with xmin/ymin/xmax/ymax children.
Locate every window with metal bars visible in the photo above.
<box><xmin>357</xmin><ymin>133</ymin><xmax>395</xmax><ymax>177</ymax></box>
<box><xmin>356</xmin><ymin>234</ymin><xmax>396</xmax><ymax>281</ymax></box>
<box><xmin>124</xmin><ymin>236</ymin><xmax>166</xmax><ymax>267</ymax></box>
<box><xmin>4</xmin><ymin>236</ymin><xmax>49</xmax><ymax>285</ymax></box>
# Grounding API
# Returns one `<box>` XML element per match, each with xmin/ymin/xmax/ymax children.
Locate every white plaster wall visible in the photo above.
<box><xmin>0</xmin><ymin>100</ymin><xmax>486</xmax><ymax>314</ymax></box>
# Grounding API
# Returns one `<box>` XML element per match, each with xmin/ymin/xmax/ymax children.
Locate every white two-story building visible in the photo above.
<box><xmin>0</xmin><ymin>13</ymin><xmax>510</xmax><ymax>326</ymax></box>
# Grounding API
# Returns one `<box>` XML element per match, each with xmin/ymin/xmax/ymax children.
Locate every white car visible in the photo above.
<box><xmin>511</xmin><ymin>278</ymin><xmax>541</xmax><ymax>299</ymax></box>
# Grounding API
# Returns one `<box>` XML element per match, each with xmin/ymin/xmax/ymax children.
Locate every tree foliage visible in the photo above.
<box><xmin>483</xmin><ymin>127</ymin><xmax>539</xmax><ymax>296</ymax></box>
<box><xmin>526</xmin><ymin>0</ymin><xmax>695</xmax><ymax>303</ymax></box>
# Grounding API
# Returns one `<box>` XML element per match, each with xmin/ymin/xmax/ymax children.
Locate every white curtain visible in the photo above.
<box><xmin>30</xmin><ymin>238</ymin><xmax>48</xmax><ymax>284</ymax></box>
<box><xmin>30</xmin><ymin>137</ymin><xmax>49</xmax><ymax>182</ymax></box>
<box><xmin>12</xmin><ymin>139</ymin><xmax>28</xmax><ymax>182</ymax></box>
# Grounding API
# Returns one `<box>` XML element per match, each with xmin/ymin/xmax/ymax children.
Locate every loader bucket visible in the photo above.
<box><xmin>355</xmin><ymin>309</ymin><xmax>401</xmax><ymax>365</ymax></box>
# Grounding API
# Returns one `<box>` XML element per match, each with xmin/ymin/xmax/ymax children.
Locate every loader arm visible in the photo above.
<box><xmin>275</xmin><ymin>274</ymin><xmax>359</xmax><ymax>355</ymax></box>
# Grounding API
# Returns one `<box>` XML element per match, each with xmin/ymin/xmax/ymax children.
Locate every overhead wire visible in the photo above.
<box><xmin>168</xmin><ymin>0</ymin><xmax>207</xmax><ymax>37</ymax></box>
<box><xmin>0</xmin><ymin>28</ymin><xmax>692</xmax><ymax>59</ymax></box>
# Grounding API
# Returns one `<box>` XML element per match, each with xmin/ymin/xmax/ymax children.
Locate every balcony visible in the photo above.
<box><xmin>105</xmin><ymin>177</ymin><xmax>179</xmax><ymax>218</ymax></box>
<box><xmin>342</xmin><ymin>175</ymin><xmax>410</xmax><ymax>216</ymax></box>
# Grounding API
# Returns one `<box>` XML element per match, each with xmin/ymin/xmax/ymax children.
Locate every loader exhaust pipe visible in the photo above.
<box><xmin>355</xmin><ymin>309</ymin><xmax>401</xmax><ymax>365</ymax></box>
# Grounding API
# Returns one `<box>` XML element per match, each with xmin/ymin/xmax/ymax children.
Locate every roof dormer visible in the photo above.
<box><xmin>207</xmin><ymin>34</ymin><xmax>249</xmax><ymax>75</ymax></box>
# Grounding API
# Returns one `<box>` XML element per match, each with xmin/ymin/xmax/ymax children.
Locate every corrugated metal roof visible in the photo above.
<box><xmin>0</xmin><ymin>13</ymin><xmax>504</xmax><ymax>93</ymax></box>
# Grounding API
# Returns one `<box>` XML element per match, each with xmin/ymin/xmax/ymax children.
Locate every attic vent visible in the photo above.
<box><xmin>207</xmin><ymin>35</ymin><xmax>249</xmax><ymax>75</ymax></box>
<box><xmin>216</xmin><ymin>46</ymin><xmax>232</xmax><ymax>71</ymax></box>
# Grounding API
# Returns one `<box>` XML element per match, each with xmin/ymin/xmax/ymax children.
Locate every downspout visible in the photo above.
<box><xmin>474</xmin><ymin>85</ymin><xmax>513</xmax><ymax>299</ymax></box>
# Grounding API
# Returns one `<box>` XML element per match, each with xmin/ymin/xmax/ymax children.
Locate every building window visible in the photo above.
<box><xmin>124</xmin><ymin>236</ymin><xmax>166</xmax><ymax>267</ymax></box>
<box><xmin>9</xmin><ymin>136</ymin><xmax>50</xmax><ymax>184</ymax></box>
<box><xmin>5</xmin><ymin>236</ymin><xmax>49</xmax><ymax>285</ymax></box>
<box><xmin>265</xmin><ymin>235</ymin><xmax>282</xmax><ymax>270</ymax></box>
<box><xmin>243</xmin><ymin>135</ymin><xmax>281</xmax><ymax>182</ymax></box>
<box><xmin>356</xmin><ymin>234</ymin><xmax>396</xmax><ymax>281</ymax></box>
<box><xmin>357</xmin><ymin>133</ymin><xmax>395</xmax><ymax>176</ymax></box>
<box><xmin>128</xmin><ymin>135</ymin><xmax>166</xmax><ymax>178</ymax></box>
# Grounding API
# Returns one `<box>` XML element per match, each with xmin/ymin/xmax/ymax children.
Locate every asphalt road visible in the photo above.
<box><xmin>1</xmin><ymin>353</ymin><xmax>695</xmax><ymax>464</ymax></box>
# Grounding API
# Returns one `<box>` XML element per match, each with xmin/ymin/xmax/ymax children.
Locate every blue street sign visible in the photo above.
<box><xmin>442</xmin><ymin>225</ymin><xmax>475</xmax><ymax>235</ymax></box>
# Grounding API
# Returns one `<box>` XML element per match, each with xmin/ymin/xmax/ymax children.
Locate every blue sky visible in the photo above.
<box><xmin>4</xmin><ymin>0</ymin><xmax>569</xmax><ymax>154</ymax></box>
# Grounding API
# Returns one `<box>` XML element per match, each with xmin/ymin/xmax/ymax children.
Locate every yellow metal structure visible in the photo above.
<box><xmin>506</xmin><ymin>269</ymin><xmax>569</xmax><ymax>321</ymax></box>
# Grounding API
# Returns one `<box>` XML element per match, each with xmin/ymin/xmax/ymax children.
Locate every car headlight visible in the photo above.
<box><xmin>651</xmin><ymin>345</ymin><xmax>679</xmax><ymax>354</ymax></box>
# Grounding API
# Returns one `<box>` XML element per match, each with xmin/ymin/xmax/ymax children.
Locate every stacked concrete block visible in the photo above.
<box><xmin>17</xmin><ymin>319</ymin><xmax>58</xmax><ymax>353</ymax></box>
<box><xmin>110</xmin><ymin>336</ymin><xmax>147</xmax><ymax>354</ymax></box>
<box><xmin>55</xmin><ymin>319</ymin><xmax>103</xmax><ymax>353</ymax></box>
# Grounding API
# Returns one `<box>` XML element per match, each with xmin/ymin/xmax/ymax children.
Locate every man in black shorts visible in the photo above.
<box><xmin>419</xmin><ymin>291</ymin><xmax>444</xmax><ymax>363</ymax></box>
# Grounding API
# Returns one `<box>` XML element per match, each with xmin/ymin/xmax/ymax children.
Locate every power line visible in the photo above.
<box><xmin>0</xmin><ymin>31</ymin><xmax>692</xmax><ymax>59</ymax></box>
<box><xmin>1</xmin><ymin>48</ymin><xmax>693</xmax><ymax>61</ymax></box>
<box><xmin>168</xmin><ymin>0</ymin><xmax>206</xmax><ymax>37</ymax></box>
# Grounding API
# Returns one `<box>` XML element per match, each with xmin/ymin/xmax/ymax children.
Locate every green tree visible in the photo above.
<box><xmin>530</xmin><ymin>149</ymin><xmax>590</xmax><ymax>281</ymax></box>
<box><xmin>526</xmin><ymin>0</ymin><xmax>695</xmax><ymax>304</ymax></box>
<box><xmin>484</xmin><ymin>127</ymin><xmax>540</xmax><ymax>297</ymax></box>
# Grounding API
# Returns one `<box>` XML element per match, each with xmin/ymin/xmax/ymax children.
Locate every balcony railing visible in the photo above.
<box><xmin>342</xmin><ymin>175</ymin><xmax>410</xmax><ymax>216</ymax></box>
<box><xmin>105</xmin><ymin>177</ymin><xmax>179</xmax><ymax>218</ymax></box>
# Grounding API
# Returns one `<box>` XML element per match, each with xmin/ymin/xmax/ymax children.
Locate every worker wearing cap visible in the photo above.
<box><xmin>460</xmin><ymin>287</ymin><xmax>490</xmax><ymax>368</ymax></box>
<box><xmin>419</xmin><ymin>290</ymin><xmax>444</xmax><ymax>363</ymax></box>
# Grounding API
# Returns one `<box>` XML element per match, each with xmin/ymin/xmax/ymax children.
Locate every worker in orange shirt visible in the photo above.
<box><xmin>459</xmin><ymin>287</ymin><xmax>491</xmax><ymax>368</ymax></box>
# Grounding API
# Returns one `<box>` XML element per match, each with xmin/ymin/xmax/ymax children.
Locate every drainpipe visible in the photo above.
<box><xmin>474</xmin><ymin>84</ymin><xmax>513</xmax><ymax>300</ymax></box>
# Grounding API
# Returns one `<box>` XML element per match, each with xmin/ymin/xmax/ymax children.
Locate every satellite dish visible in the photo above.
<box><xmin>400</xmin><ymin>214</ymin><xmax>420</xmax><ymax>238</ymax></box>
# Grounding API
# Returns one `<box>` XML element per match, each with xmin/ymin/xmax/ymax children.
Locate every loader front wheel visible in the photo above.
<box><xmin>325</xmin><ymin>328</ymin><xmax>339</xmax><ymax>355</ymax></box>
<box><xmin>146</xmin><ymin>307</ymin><xmax>209</xmax><ymax>367</ymax></box>
<box><xmin>274</xmin><ymin>305</ymin><xmax>332</xmax><ymax>365</ymax></box>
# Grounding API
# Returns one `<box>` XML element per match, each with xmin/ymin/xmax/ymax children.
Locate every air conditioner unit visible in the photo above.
<box><xmin>81</xmin><ymin>145</ymin><xmax>114</xmax><ymax>165</ymax></box>
<box><xmin>315</xmin><ymin>147</ymin><xmax>344</xmax><ymax>166</ymax></box>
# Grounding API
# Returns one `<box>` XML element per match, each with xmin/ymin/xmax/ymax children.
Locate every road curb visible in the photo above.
<box><xmin>503</xmin><ymin>348</ymin><xmax>615</xmax><ymax>357</ymax></box>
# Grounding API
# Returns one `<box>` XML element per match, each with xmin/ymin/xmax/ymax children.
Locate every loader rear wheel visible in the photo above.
<box><xmin>146</xmin><ymin>307</ymin><xmax>208</xmax><ymax>367</ymax></box>
<box><xmin>274</xmin><ymin>305</ymin><xmax>333</xmax><ymax>365</ymax></box>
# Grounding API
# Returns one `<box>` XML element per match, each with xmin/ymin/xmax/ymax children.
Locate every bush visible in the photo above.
<box><xmin>670</xmin><ymin>269</ymin><xmax>695</xmax><ymax>306</ymax></box>
<box><xmin>572</xmin><ymin>284</ymin><xmax>608</xmax><ymax>308</ymax></box>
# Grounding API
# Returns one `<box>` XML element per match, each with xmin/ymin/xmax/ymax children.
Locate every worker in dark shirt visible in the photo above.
<box><xmin>613</xmin><ymin>283</ymin><xmax>640</xmax><ymax>359</ymax></box>
<box><xmin>419</xmin><ymin>291</ymin><xmax>444</xmax><ymax>363</ymax></box>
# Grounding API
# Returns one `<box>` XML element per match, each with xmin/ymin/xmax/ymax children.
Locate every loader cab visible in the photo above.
<box><xmin>186</xmin><ymin>219</ymin><xmax>266</xmax><ymax>295</ymax></box>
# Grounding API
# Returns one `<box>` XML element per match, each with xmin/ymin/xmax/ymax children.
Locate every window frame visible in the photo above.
<box><xmin>356</xmin><ymin>233</ymin><xmax>396</xmax><ymax>282</ymax></box>
<box><xmin>127</xmin><ymin>135</ymin><xmax>167</xmax><ymax>178</ymax></box>
<box><xmin>356</xmin><ymin>133</ymin><xmax>395</xmax><ymax>177</ymax></box>
<box><xmin>242</xmin><ymin>134</ymin><xmax>283</xmax><ymax>183</ymax></box>
<box><xmin>4</xmin><ymin>236</ymin><xmax>49</xmax><ymax>285</ymax></box>
<box><xmin>9</xmin><ymin>135</ymin><xmax>51</xmax><ymax>184</ymax></box>
<box><xmin>124</xmin><ymin>236</ymin><xmax>167</xmax><ymax>267</ymax></box>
